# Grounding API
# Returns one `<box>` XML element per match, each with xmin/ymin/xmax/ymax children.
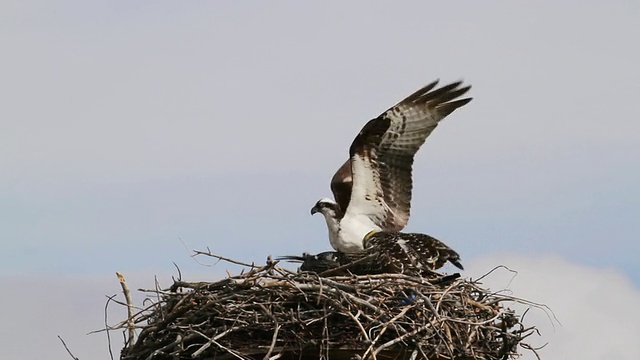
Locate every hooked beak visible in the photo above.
<box><xmin>310</xmin><ymin>204</ymin><xmax>320</xmax><ymax>215</ymax></box>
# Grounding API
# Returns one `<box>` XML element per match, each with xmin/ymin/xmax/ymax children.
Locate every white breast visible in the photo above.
<box><xmin>336</xmin><ymin>213</ymin><xmax>381</xmax><ymax>253</ymax></box>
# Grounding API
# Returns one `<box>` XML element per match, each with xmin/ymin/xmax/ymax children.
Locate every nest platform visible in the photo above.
<box><xmin>116</xmin><ymin>257</ymin><xmax>539</xmax><ymax>360</ymax></box>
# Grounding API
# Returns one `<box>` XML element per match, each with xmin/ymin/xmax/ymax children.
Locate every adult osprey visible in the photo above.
<box><xmin>279</xmin><ymin>231</ymin><xmax>463</xmax><ymax>277</ymax></box>
<box><xmin>311</xmin><ymin>80</ymin><xmax>472</xmax><ymax>253</ymax></box>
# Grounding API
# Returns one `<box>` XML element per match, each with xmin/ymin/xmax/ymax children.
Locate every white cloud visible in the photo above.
<box><xmin>466</xmin><ymin>254</ymin><xmax>640</xmax><ymax>360</ymax></box>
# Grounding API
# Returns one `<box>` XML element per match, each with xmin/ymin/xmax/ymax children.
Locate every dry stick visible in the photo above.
<box><xmin>464</xmin><ymin>329</ymin><xmax>478</xmax><ymax>351</ymax></box>
<box><xmin>362</xmin><ymin>306</ymin><xmax>412</xmax><ymax>360</ymax></box>
<box><xmin>321</xmin><ymin>305</ymin><xmax>330</xmax><ymax>360</ymax></box>
<box><xmin>329</xmin><ymin>272</ymin><xmax>426</xmax><ymax>283</ymax></box>
<box><xmin>191</xmin><ymin>329</ymin><xmax>250</xmax><ymax>360</ymax></box>
<box><xmin>443</xmin><ymin>322</ymin><xmax>454</xmax><ymax>354</ymax></box>
<box><xmin>142</xmin><ymin>334</ymin><xmax>183</xmax><ymax>358</ymax></box>
<box><xmin>434</xmin><ymin>280</ymin><xmax>459</xmax><ymax>315</ymax></box>
<box><xmin>310</xmin><ymin>276</ymin><xmax>358</xmax><ymax>292</ymax></box>
<box><xmin>272</xmin><ymin>265</ymin><xmax>300</xmax><ymax>277</ymax></box>
<box><xmin>263</xmin><ymin>273</ymin><xmax>312</xmax><ymax>303</ymax></box>
<box><xmin>103</xmin><ymin>294</ymin><xmax>117</xmax><ymax>360</ymax></box>
<box><xmin>333</xmin><ymin>294</ymin><xmax>381</xmax><ymax>328</ymax></box>
<box><xmin>473</xmin><ymin>265</ymin><xmax>519</xmax><ymax>283</ymax></box>
<box><xmin>415</xmin><ymin>345</ymin><xmax>429</xmax><ymax>360</ymax></box>
<box><xmin>316</xmin><ymin>274</ymin><xmax>323</xmax><ymax>304</ymax></box>
<box><xmin>153</xmin><ymin>275</ymin><xmax>165</xmax><ymax>321</ymax></box>
<box><xmin>171</xmin><ymin>261</ymin><xmax>182</xmax><ymax>282</ymax></box>
<box><xmin>190</xmin><ymin>326</ymin><xmax>246</xmax><ymax>358</ymax></box>
<box><xmin>116</xmin><ymin>272</ymin><xmax>135</xmax><ymax>348</ymax></box>
<box><xmin>465</xmin><ymin>298</ymin><xmax>497</xmax><ymax>313</ymax></box>
<box><xmin>256</xmin><ymin>281</ymin><xmax>384</xmax><ymax>317</ymax></box>
<box><xmin>338</xmin><ymin>290</ymin><xmax>386</xmax><ymax>316</ymax></box>
<box><xmin>496</xmin><ymin>294</ymin><xmax>560</xmax><ymax>327</ymax></box>
<box><xmin>372</xmin><ymin>322</ymin><xmax>434</xmax><ymax>357</ymax></box>
<box><xmin>262</xmin><ymin>324</ymin><xmax>282</xmax><ymax>360</ymax></box>
<box><xmin>257</xmin><ymin>303</ymin><xmax>281</xmax><ymax>360</ymax></box>
<box><xmin>520</xmin><ymin>342</ymin><xmax>543</xmax><ymax>360</ymax></box>
<box><xmin>415</xmin><ymin>292</ymin><xmax>454</xmax><ymax>359</ymax></box>
<box><xmin>103</xmin><ymin>301</ymin><xmax>161</xmax><ymax>332</ymax></box>
<box><xmin>408</xmin><ymin>349</ymin><xmax>418</xmax><ymax>360</ymax></box>
<box><xmin>342</xmin><ymin>310</ymin><xmax>373</xmax><ymax>349</ymax></box>
<box><xmin>192</xmin><ymin>248</ymin><xmax>259</xmax><ymax>268</ymax></box>
<box><xmin>58</xmin><ymin>335</ymin><xmax>80</xmax><ymax>360</ymax></box>
<box><xmin>137</xmin><ymin>288</ymin><xmax>179</xmax><ymax>296</ymax></box>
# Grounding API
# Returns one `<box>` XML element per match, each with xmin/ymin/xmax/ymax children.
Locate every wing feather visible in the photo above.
<box><xmin>347</xmin><ymin>80</ymin><xmax>472</xmax><ymax>230</ymax></box>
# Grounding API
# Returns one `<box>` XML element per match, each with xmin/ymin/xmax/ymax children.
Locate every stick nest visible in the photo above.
<box><xmin>117</xmin><ymin>257</ymin><xmax>540</xmax><ymax>360</ymax></box>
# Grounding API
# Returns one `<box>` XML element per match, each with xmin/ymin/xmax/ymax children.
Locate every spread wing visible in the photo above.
<box><xmin>346</xmin><ymin>80</ymin><xmax>472</xmax><ymax>230</ymax></box>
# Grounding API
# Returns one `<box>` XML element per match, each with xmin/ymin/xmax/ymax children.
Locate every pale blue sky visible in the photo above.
<box><xmin>1</xmin><ymin>2</ymin><xmax>639</xmax><ymax>359</ymax></box>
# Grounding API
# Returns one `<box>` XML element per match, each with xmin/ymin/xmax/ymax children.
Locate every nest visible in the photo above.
<box><xmin>116</xmin><ymin>255</ymin><xmax>541</xmax><ymax>360</ymax></box>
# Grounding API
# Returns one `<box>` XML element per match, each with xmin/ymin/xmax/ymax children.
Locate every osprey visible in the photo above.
<box><xmin>279</xmin><ymin>231</ymin><xmax>463</xmax><ymax>277</ymax></box>
<box><xmin>311</xmin><ymin>80</ymin><xmax>472</xmax><ymax>253</ymax></box>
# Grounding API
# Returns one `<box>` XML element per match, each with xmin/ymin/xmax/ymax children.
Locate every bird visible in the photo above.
<box><xmin>311</xmin><ymin>79</ymin><xmax>472</xmax><ymax>253</ymax></box>
<box><xmin>278</xmin><ymin>230</ymin><xmax>463</xmax><ymax>277</ymax></box>
<box><xmin>362</xmin><ymin>231</ymin><xmax>463</xmax><ymax>274</ymax></box>
<box><xmin>277</xmin><ymin>251</ymin><xmax>345</xmax><ymax>273</ymax></box>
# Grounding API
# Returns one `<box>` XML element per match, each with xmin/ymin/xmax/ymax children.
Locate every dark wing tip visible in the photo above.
<box><xmin>443</xmin><ymin>241</ymin><xmax>465</xmax><ymax>270</ymax></box>
<box><xmin>450</xmin><ymin>257</ymin><xmax>464</xmax><ymax>270</ymax></box>
<box><xmin>275</xmin><ymin>255</ymin><xmax>306</xmax><ymax>263</ymax></box>
<box><xmin>436</xmin><ymin>96</ymin><xmax>473</xmax><ymax>118</ymax></box>
<box><xmin>403</xmin><ymin>79</ymin><xmax>440</xmax><ymax>103</ymax></box>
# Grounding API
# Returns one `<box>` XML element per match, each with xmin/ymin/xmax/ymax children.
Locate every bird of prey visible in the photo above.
<box><xmin>311</xmin><ymin>79</ymin><xmax>472</xmax><ymax>253</ymax></box>
<box><xmin>278</xmin><ymin>231</ymin><xmax>463</xmax><ymax>277</ymax></box>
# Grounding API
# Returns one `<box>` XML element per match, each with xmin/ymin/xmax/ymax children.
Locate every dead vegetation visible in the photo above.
<box><xmin>111</xmin><ymin>253</ymin><xmax>544</xmax><ymax>360</ymax></box>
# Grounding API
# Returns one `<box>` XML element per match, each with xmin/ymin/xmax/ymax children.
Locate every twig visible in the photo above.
<box><xmin>104</xmin><ymin>294</ymin><xmax>116</xmax><ymax>360</ymax></box>
<box><xmin>372</xmin><ymin>323</ymin><xmax>433</xmax><ymax>356</ymax></box>
<box><xmin>57</xmin><ymin>335</ymin><xmax>80</xmax><ymax>360</ymax></box>
<box><xmin>172</xmin><ymin>262</ymin><xmax>182</xmax><ymax>282</ymax></box>
<box><xmin>339</xmin><ymin>309</ymin><xmax>376</xmax><ymax>360</ymax></box>
<box><xmin>362</xmin><ymin>306</ymin><xmax>412</xmax><ymax>359</ymax></box>
<box><xmin>520</xmin><ymin>342</ymin><xmax>543</xmax><ymax>360</ymax></box>
<box><xmin>116</xmin><ymin>272</ymin><xmax>135</xmax><ymax>348</ymax></box>
<box><xmin>190</xmin><ymin>329</ymin><xmax>249</xmax><ymax>359</ymax></box>
<box><xmin>262</xmin><ymin>324</ymin><xmax>281</xmax><ymax>360</ymax></box>
<box><xmin>192</xmin><ymin>248</ymin><xmax>258</xmax><ymax>268</ymax></box>
<box><xmin>473</xmin><ymin>265</ymin><xmax>519</xmax><ymax>283</ymax></box>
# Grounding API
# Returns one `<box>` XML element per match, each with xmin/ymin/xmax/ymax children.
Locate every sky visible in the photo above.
<box><xmin>1</xmin><ymin>1</ymin><xmax>639</xmax><ymax>359</ymax></box>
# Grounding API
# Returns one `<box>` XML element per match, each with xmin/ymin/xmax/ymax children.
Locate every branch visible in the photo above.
<box><xmin>192</xmin><ymin>248</ymin><xmax>259</xmax><ymax>268</ymax></box>
<box><xmin>116</xmin><ymin>272</ymin><xmax>135</xmax><ymax>349</ymax></box>
<box><xmin>57</xmin><ymin>335</ymin><xmax>80</xmax><ymax>360</ymax></box>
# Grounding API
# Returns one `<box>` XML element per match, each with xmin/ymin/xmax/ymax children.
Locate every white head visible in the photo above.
<box><xmin>310</xmin><ymin>197</ymin><xmax>342</xmax><ymax>218</ymax></box>
<box><xmin>311</xmin><ymin>197</ymin><xmax>343</xmax><ymax>251</ymax></box>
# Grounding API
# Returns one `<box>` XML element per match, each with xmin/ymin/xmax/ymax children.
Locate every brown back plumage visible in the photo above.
<box><xmin>330</xmin><ymin>159</ymin><xmax>352</xmax><ymax>214</ymax></box>
<box><xmin>364</xmin><ymin>232</ymin><xmax>463</xmax><ymax>274</ymax></box>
